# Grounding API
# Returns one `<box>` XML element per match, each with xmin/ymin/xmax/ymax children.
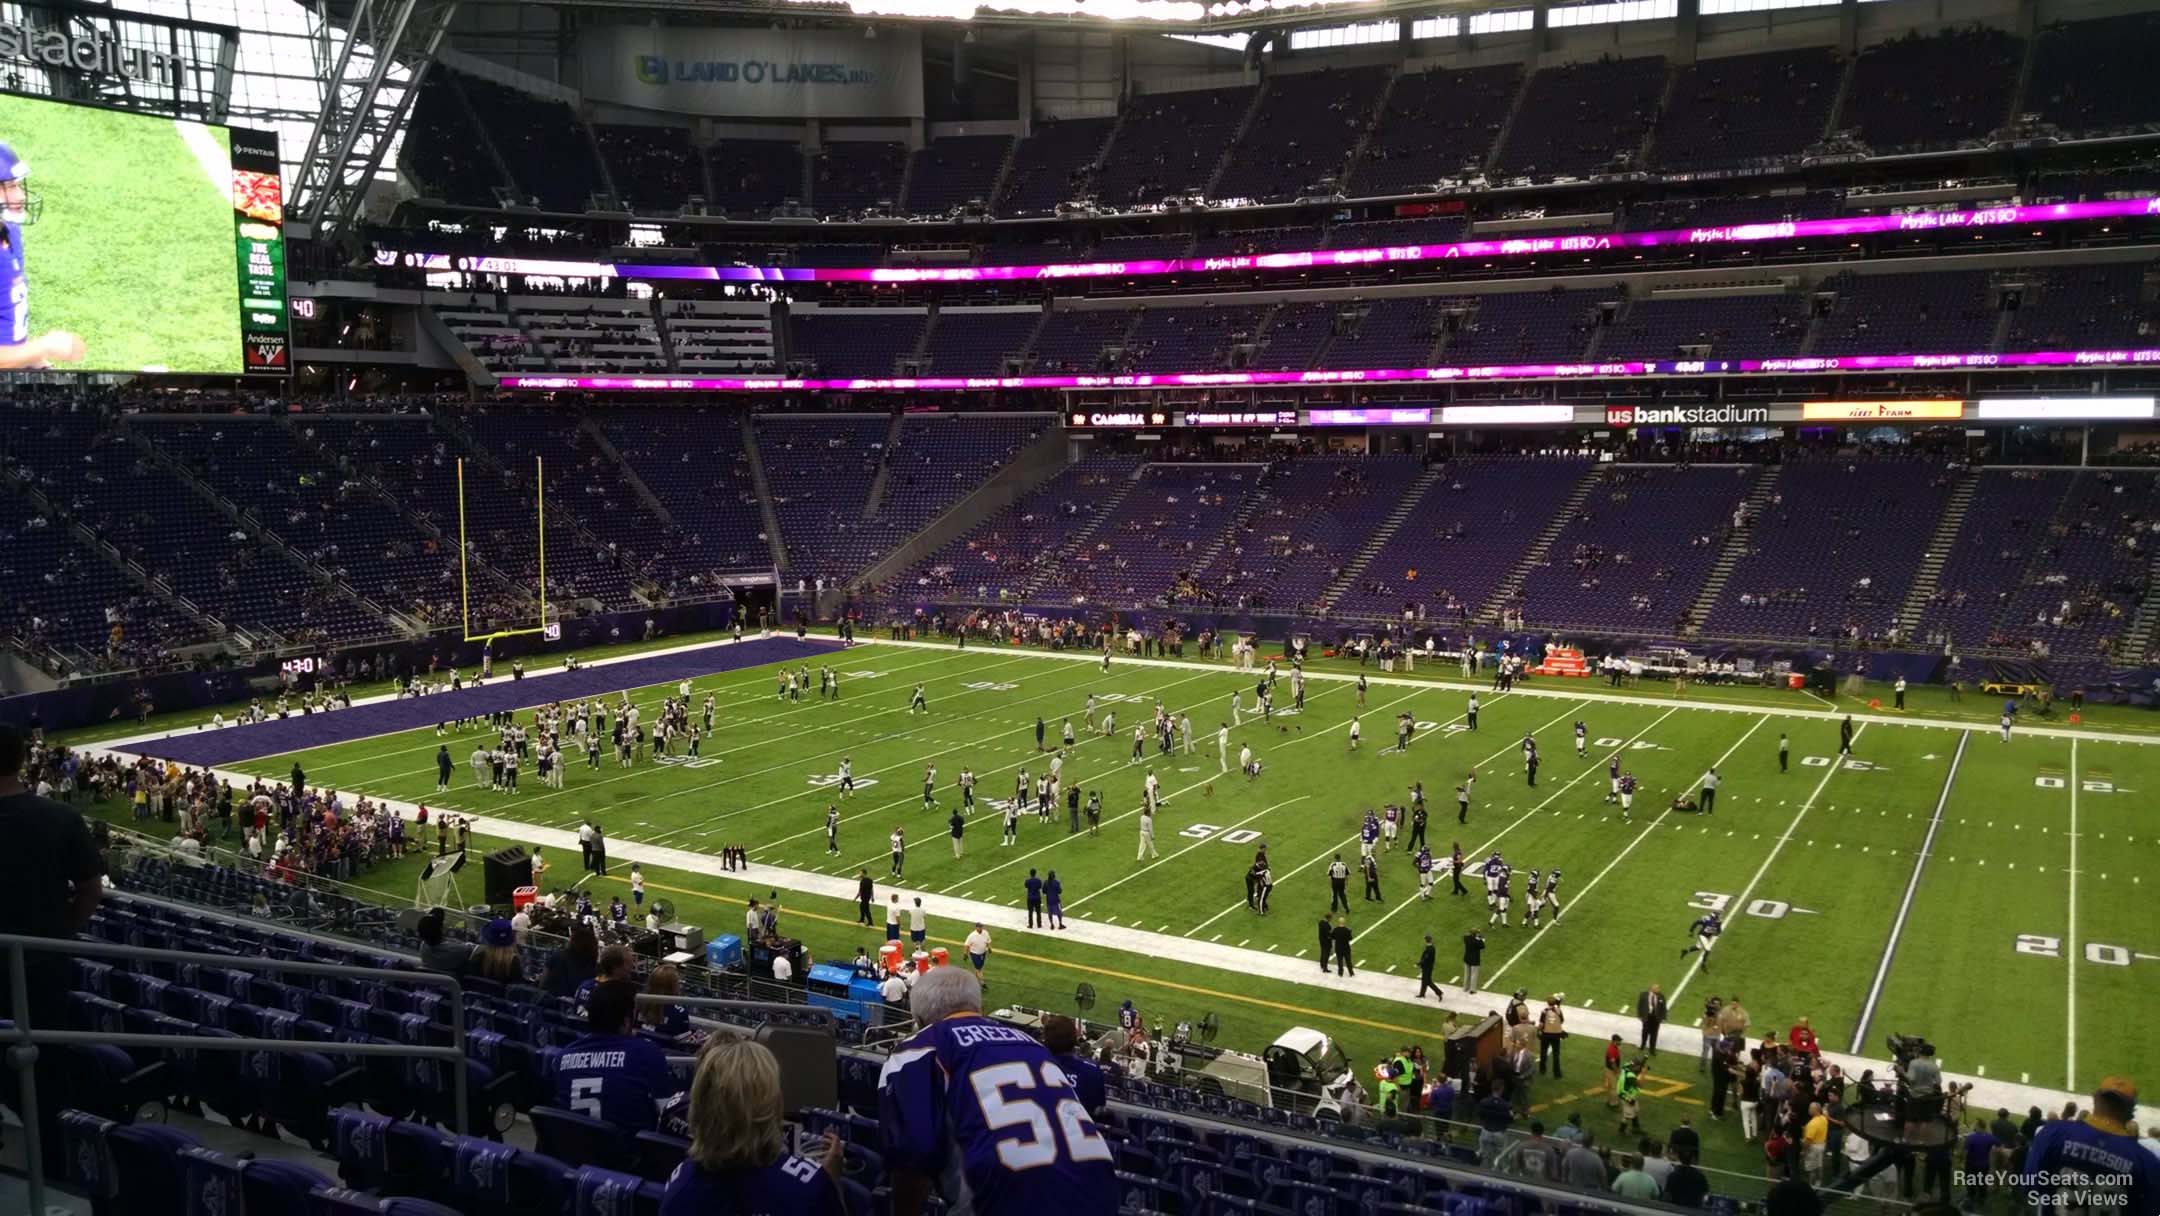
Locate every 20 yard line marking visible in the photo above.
<box><xmin>1849</xmin><ymin>730</ymin><xmax>1967</xmax><ymax>1053</ymax></box>
<box><xmin>1672</xmin><ymin>723</ymin><xmax>1866</xmax><ymax>1004</ymax></box>
<box><xmin>2067</xmin><ymin>738</ymin><xmax>2080</xmax><ymax>1090</ymax></box>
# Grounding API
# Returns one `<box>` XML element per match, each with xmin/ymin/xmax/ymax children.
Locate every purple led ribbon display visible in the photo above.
<box><xmin>389</xmin><ymin>197</ymin><xmax>2160</xmax><ymax>287</ymax></box>
<box><xmin>498</xmin><ymin>347</ymin><xmax>2160</xmax><ymax>393</ymax></box>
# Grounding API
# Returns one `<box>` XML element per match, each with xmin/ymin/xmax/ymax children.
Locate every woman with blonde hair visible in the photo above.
<box><xmin>659</xmin><ymin>1039</ymin><xmax>851</xmax><ymax>1215</ymax></box>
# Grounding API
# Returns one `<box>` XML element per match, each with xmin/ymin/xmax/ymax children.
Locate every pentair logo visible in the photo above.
<box><xmin>1605</xmin><ymin>406</ymin><xmax>1636</xmax><ymax>427</ymax></box>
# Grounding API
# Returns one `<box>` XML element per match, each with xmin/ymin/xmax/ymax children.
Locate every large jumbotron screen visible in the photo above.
<box><xmin>0</xmin><ymin>91</ymin><xmax>287</xmax><ymax>376</ymax></box>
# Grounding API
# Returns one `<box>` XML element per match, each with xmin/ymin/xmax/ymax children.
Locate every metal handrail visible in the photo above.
<box><xmin>0</xmin><ymin>930</ymin><xmax>471</xmax><ymax>1216</ymax></box>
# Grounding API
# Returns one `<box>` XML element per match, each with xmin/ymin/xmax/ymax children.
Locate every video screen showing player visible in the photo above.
<box><xmin>0</xmin><ymin>143</ymin><xmax>84</xmax><ymax>370</ymax></box>
<box><xmin>0</xmin><ymin>94</ymin><xmax>250</xmax><ymax>374</ymax></box>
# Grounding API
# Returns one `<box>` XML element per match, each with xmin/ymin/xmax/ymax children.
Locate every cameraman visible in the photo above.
<box><xmin>1893</xmin><ymin>1039</ymin><xmax>1951</xmax><ymax>1166</ymax></box>
<box><xmin>1698</xmin><ymin>996</ymin><xmax>1724</xmax><ymax>1075</ymax></box>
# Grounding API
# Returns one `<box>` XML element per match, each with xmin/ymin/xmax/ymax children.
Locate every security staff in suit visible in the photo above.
<box><xmin>1331</xmin><ymin>916</ymin><xmax>1355</xmax><ymax>977</ymax></box>
<box><xmin>1416</xmin><ymin>934</ymin><xmax>1441</xmax><ymax>999</ymax></box>
<box><xmin>1637</xmin><ymin>983</ymin><xmax>1670</xmax><ymax>1055</ymax></box>
<box><xmin>1317</xmin><ymin>913</ymin><xmax>1335</xmax><ymax>973</ymax></box>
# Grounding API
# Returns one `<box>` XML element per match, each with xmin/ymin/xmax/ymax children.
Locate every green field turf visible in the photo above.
<box><xmin>187</xmin><ymin>640</ymin><xmax>2159</xmax><ymax>1101</ymax></box>
<box><xmin>0</xmin><ymin>94</ymin><xmax>239</xmax><ymax>372</ymax></box>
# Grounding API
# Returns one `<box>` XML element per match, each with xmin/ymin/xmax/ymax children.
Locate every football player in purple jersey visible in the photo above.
<box><xmin>0</xmin><ymin>144</ymin><xmax>83</xmax><ymax>369</ymax></box>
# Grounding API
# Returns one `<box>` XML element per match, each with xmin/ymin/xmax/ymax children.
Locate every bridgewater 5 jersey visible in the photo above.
<box><xmin>878</xmin><ymin>1014</ymin><xmax>1117</xmax><ymax>1215</ymax></box>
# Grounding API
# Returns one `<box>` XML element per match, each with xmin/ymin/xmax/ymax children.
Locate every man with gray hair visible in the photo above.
<box><xmin>881</xmin><ymin>966</ymin><xmax>1117</xmax><ymax>1214</ymax></box>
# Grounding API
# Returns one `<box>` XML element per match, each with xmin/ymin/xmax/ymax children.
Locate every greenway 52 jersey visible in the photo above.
<box><xmin>878</xmin><ymin>1014</ymin><xmax>1116</xmax><ymax>1215</ymax></box>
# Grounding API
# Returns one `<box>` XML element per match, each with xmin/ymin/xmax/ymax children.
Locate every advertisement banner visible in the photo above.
<box><xmin>1972</xmin><ymin>397</ymin><xmax>2156</xmax><ymax>421</ymax></box>
<box><xmin>1800</xmin><ymin>400</ymin><xmax>1964</xmax><ymax>422</ymax></box>
<box><xmin>577</xmin><ymin>26</ymin><xmax>923</xmax><ymax>119</ymax></box>
<box><xmin>1604</xmin><ymin>404</ymin><xmax>1771</xmax><ymax>427</ymax></box>
<box><xmin>1067</xmin><ymin>410</ymin><xmax>1169</xmax><ymax>429</ymax></box>
<box><xmin>1183</xmin><ymin>409</ymin><xmax>1300</xmax><ymax>427</ymax></box>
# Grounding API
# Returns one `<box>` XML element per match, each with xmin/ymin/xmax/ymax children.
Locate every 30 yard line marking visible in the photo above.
<box><xmin>2066</xmin><ymin>738</ymin><xmax>2080</xmax><ymax>1090</ymax></box>
<box><xmin>1486</xmin><ymin>712</ymin><xmax>1771</xmax><ymax>990</ymax></box>
<box><xmin>1672</xmin><ymin>722</ymin><xmax>1865</xmax><ymax>1004</ymax></box>
<box><xmin>1849</xmin><ymin>730</ymin><xmax>1967</xmax><ymax>1053</ymax></box>
<box><xmin>1364</xmin><ymin>702</ymin><xmax>1688</xmax><ymax>945</ymax></box>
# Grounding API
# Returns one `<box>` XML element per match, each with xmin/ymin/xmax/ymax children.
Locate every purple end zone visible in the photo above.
<box><xmin>115</xmin><ymin>637</ymin><xmax>842</xmax><ymax>767</ymax></box>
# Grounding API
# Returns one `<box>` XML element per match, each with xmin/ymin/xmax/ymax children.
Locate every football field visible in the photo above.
<box><xmin>171</xmin><ymin>639</ymin><xmax>2159</xmax><ymax>1096</ymax></box>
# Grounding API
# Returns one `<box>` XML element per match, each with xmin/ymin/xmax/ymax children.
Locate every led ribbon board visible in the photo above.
<box><xmin>390</xmin><ymin>197</ymin><xmax>2160</xmax><ymax>287</ymax></box>
<box><xmin>501</xmin><ymin>347</ymin><xmax>2160</xmax><ymax>393</ymax></box>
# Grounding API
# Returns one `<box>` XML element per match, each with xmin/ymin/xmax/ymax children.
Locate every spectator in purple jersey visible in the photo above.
<box><xmin>553</xmin><ymin>980</ymin><xmax>676</xmax><ymax>1134</ymax></box>
<box><xmin>1042</xmin><ymin>1014</ymin><xmax>1105</xmax><ymax>1116</ymax></box>
<box><xmin>659</xmin><ymin>1038</ymin><xmax>854</xmax><ymax>1216</ymax></box>
<box><xmin>572</xmin><ymin>943</ymin><xmax>636</xmax><ymax>1019</ymax></box>
<box><xmin>880</xmin><ymin>966</ymin><xmax>1116</xmax><ymax>1216</ymax></box>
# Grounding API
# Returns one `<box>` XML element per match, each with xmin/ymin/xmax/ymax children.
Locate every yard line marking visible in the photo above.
<box><xmin>957</xmin><ymin>682</ymin><xmax>1395</xmax><ymax>897</ymax></box>
<box><xmin>1366</xmin><ymin>703</ymin><xmax>1689</xmax><ymax>945</ymax></box>
<box><xmin>289</xmin><ymin>645</ymin><xmax>964</xmax><ymax>777</ymax></box>
<box><xmin>641</xmin><ymin>655</ymin><xmax>1147</xmax><ymax>844</ymax></box>
<box><xmin>1066</xmin><ymin>796</ymin><xmax>1308</xmax><ymax>911</ymax></box>
<box><xmin>1486</xmin><ymin>713</ymin><xmax>1771</xmax><ymax>989</ymax></box>
<box><xmin>2067</xmin><ymin>738</ymin><xmax>2080</xmax><ymax>1091</ymax></box>
<box><xmin>1849</xmin><ymin>731</ymin><xmax>1968</xmax><ymax>1053</ymax></box>
<box><xmin>773</xmin><ymin>667</ymin><xmax>1222</xmax><ymax>866</ymax></box>
<box><xmin>1672</xmin><ymin>723</ymin><xmax>1867</xmax><ymax>1005</ymax></box>
<box><xmin>1181</xmin><ymin>693</ymin><xmax>1582</xmax><ymax>937</ymax></box>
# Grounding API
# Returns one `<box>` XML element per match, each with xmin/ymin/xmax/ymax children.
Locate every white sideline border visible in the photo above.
<box><xmin>79</xmin><ymin>635</ymin><xmax>2151</xmax><ymax>1128</ymax></box>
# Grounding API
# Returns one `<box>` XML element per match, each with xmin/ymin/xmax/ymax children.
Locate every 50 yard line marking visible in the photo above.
<box><xmin>1848</xmin><ymin>729</ymin><xmax>1967</xmax><ymax>1053</ymax></box>
<box><xmin>2067</xmin><ymin>737</ymin><xmax>2079</xmax><ymax>1090</ymax></box>
<box><xmin>1671</xmin><ymin>722</ymin><xmax>1866</xmax><ymax>1004</ymax></box>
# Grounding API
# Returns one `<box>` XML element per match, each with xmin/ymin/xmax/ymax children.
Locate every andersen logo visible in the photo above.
<box><xmin>1606</xmin><ymin>405</ymin><xmax>1770</xmax><ymax>427</ymax></box>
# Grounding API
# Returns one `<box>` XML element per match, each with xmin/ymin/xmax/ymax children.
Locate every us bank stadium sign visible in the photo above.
<box><xmin>0</xmin><ymin>21</ymin><xmax>187</xmax><ymax>87</ymax></box>
<box><xmin>1605</xmin><ymin>405</ymin><xmax>1771</xmax><ymax>427</ymax></box>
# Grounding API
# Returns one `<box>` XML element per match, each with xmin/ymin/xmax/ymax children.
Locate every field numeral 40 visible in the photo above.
<box><xmin>2013</xmin><ymin>935</ymin><xmax>2137</xmax><ymax>965</ymax></box>
<box><xmin>1178</xmin><ymin>822</ymin><xmax>1264</xmax><ymax>846</ymax></box>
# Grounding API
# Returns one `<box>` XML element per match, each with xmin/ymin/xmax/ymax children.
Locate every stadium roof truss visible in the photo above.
<box><xmin>289</xmin><ymin>0</ymin><xmax>460</xmax><ymax>236</ymax></box>
<box><xmin>0</xmin><ymin>0</ymin><xmax>239</xmax><ymax>121</ymax></box>
<box><xmin>455</xmin><ymin>0</ymin><xmax>1466</xmax><ymax>39</ymax></box>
